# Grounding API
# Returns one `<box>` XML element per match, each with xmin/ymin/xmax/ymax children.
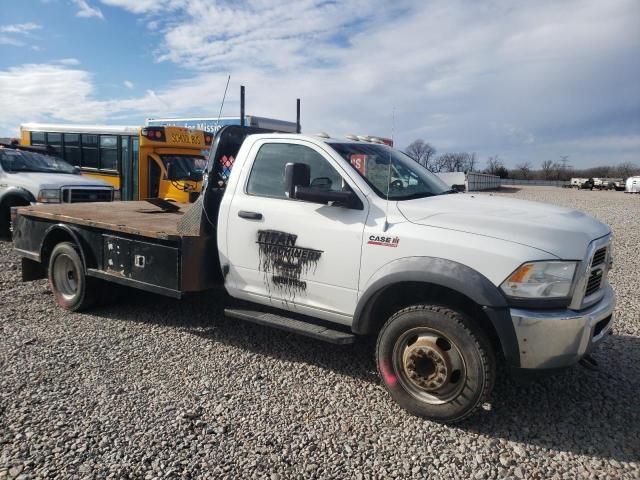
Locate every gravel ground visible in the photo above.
<box><xmin>1</xmin><ymin>186</ymin><xmax>639</xmax><ymax>479</ymax></box>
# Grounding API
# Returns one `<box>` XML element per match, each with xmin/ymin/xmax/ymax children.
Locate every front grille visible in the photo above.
<box><xmin>585</xmin><ymin>269</ymin><xmax>604</xmax><ymax>296</ymax></box>
<box><xmin>573</xmin><ymin>238</ymin><xmax>611</xmax><ymax>309</ymax></box>
<box><xmin>592</xmin><ymin>247</ymin><xmax>607</xmax><ymax>267</ymax></box>
<box><xmin>62</xmin><ymin>188</ymin><xmax>112</xmax><ymax>203</ymax></box>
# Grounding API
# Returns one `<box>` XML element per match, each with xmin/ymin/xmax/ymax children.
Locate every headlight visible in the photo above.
<box><xmin>37</xmin><ymin>189</ymin><xmax>61</xmax><ymax>203</ymax></box>
<box><xmin>501</xmin><ymin>261</ymin><xmax>577</xmax><ymax>299</ymax></box>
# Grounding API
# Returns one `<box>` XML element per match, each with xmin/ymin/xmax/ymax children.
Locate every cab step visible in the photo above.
<box><xmin>224</xmin><ymin>308</ymin><xmax>356</xmax><ymax>345</ymax></box>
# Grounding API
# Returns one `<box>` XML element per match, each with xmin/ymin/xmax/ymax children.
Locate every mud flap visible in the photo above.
<box><xmin>22</xmin><ymin>257</ymin><xmax>46</xmax><ymax>281</ymax></box>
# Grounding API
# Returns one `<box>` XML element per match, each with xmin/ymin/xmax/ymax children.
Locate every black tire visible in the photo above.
<box><xmin>48</xmin><ymin>242</ymin><xmax>98</xmax><ymax>311</ymax></box>
<box><xmin>376</xmin><ymin>304</ymin><xmax>495</xmax><ymax>423</ymax></box>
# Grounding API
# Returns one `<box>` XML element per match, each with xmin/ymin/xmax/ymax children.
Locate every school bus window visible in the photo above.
<box><xmin>160</xmin><ymin>154</ymin><xmax>205</xmax><ymax>181</ymax></box>
<box><xmin>47</xmin><ymin>133</ymin><xmax>61</xmax><ymax>142</ymax></box>
<box><xmin>81</xmin><ymin>134</ymin><xmax>99</xmax><ymax>169</ymax></box>
<box><xmin>31</xmin><ymin>132</ymin><xmax>45</xmax><ymax>145</ymax></box>
<box><xmin>100</xmin><ymin>135</ymin><xmax>118</xmax><ymax>171</ymax></box>
<box><xmin>63</xmin><ymin>133</ymin><xmax>81</xmax><ymax>166</ymax></box>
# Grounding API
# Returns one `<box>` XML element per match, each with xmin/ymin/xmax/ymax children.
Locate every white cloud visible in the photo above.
<box><xmin>56</xmin><ymin>58</ymin><xmax>81</xmax><ymax>65</ymax></box>
<box><xmin>0</xmin><ymin>63</ymin><xmax>177</xmax><ymax>132</ymax></box>
<box><xmin>0</xmin><ymin>64</ymin><xmax>107</xmax><ymax>133</ymax></box>
<box><xmin>2</xmin><ymin>0</ymin><xmax>639</xmax><ymax>168</ymax></box>
<box><xmin>0</xmin><ymin>22</ymin><xmax>42</xmax><ymax>47</ymax></box>
<box><xmin>100</xmin><ymin>0</ymin><xmax>158</xmax><ymax>14</ymax></box>
<box><xmin>72</xmin><ymin>0</ymin><xmax>104</xmax><ymax>19</ymax></box>
<box><xmin>0</xmin><ymin>22</ymin><xmax>42</xmax><ymax>34</ymax></box>
<box><xmin>0</xmin><ymin>36</ymin><xmax>24</xmax><ymax>47</ymax></box>
<box><xmin>123</xmin><ymin>80</ymin><xmax>134</xmax><ymax>89</ymax></box>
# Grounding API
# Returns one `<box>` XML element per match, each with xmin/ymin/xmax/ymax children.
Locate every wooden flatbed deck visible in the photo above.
<box><xmin>17</xmin><ymin>201</ymin><xmax>192</xmax><ymax>241</ymax></box>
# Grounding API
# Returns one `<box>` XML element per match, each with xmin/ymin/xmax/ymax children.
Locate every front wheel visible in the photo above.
<box><xmin>48</xmin><ymin>242</ymin><xmax>98</xmax><ymax>311</ymax></box>
<box><xmin>376</xmin><ymin>304</ymin><xmax>495</xmax><ymax>423</ymax></box>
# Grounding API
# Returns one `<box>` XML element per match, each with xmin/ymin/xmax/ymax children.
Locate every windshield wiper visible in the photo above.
<box><xmin>439</xmin><ymin>189</ymin><xmax>458</xmax><ymax>195</ymax></box>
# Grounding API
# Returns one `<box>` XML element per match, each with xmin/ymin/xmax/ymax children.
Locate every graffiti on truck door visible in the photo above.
<box><xmin>256</xmin><ymin>230</ymin><xmax>323</xmax><ymax>299</ymax></box>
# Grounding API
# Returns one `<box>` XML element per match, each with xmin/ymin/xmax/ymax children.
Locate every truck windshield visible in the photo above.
<box><xmin>159</xmin><ymin>154</ymin><xmax>206</xmax><ymax>182</ymax></box>
<box><xmin>329</xmin><ymin>143</ymin><xmax>450</xmax><ymax>200</ymax></box>
<box><xmin>0</xmin><ymin>149</ymin><xmax>77</xmax><ymax>174</ymax></box>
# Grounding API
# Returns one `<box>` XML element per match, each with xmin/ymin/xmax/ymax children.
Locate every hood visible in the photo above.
<box><xmin>6</xmin><ymin>172</ymin><xmax>112</xmax><ymax>197</ymax></box>
<box><xmin>397</xmin><ymin>194</ymin><xmax>610</xmax><ymax>259</ymax></box>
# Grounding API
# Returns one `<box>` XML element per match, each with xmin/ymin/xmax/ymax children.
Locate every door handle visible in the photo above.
<box><xmin>238</xmin><ymin>210</ymin><xmax>263</xmax><ymax>220</ymax></box>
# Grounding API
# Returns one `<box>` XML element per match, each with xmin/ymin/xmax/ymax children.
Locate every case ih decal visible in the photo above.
<box><xmin>368</xmin><ymin>235</ymin><xmax>400</xmax><ymax>247</ymax></box>
<box><xmin>257</xmin><ymin>230</ymin><xmax>323</xmax><ymax>298</ymax></box>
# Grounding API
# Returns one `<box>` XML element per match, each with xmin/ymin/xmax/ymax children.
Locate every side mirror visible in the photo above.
<box><xmin>284</xmin><ymin>162</ymin><xmax>362</xmax><ymax>209</ymax></box>
<box><xmin>284</xmin><ymin>162</ymin><xmax>310</xmax><ymax>198</ymax></box>
<box><xmin>295</xmin><ymin>187</ymin><xmax>361</xmax><ymax>209</ymax></box>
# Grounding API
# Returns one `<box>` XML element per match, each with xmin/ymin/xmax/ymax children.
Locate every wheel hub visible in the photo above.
<box><xmin>402</xmin><ymin>337</ymin><xmax>451</xmax><ymax>391</ymax></box>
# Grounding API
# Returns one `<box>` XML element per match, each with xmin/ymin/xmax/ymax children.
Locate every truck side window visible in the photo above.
<box><xmin>247</xmin><ymin>143</ymin><xmax>344</xmax><ymax>199</ymax></box>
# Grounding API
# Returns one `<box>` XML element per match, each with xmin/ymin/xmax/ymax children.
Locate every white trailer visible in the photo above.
<box><xmin>570</xmin><ymin>178</ymin><xmax>588</xmax><ymax>188</ymax></box>
<box><xmin>626</xmin><ymin>176</ymin><xmax>640</xmax><ymax>193</ymax></box>
<box><xmin>436</xmin><ymin>172</ymin><xmax>500</xmax><ymax>192</ymax></box>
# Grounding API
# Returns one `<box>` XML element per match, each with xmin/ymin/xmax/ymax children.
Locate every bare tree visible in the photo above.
<box><xmin>405</xmin><ymin>140</ymin><xmax>437</xmax><ymax>169</ymax></box>
<box><xmin>466</xmin><ymin>152</ymin><xmax>478</xmax><ymax>172</ymax></box>
<box><xmin>434</xmin><ymin>152</ymin><xmax>476</xmax><ymax>173</ymax></box>
<box><xmin>516</xmin><ymin>161</ymin><xmax>532</xmax><ymax>179</ymax></box>
<box><xmin>540</xmin><ymin>160</ymin><xmax>554</xmax><ymax>180</ymax></box>
<box><xmin>485</xmin><ymin>155</ymin><xmax>503</xmax><ymax>175</ymax></box>
<box><xmin>616</xmin><ymin>161</ymin><xmax>639</xmax><ymax>179</ymax></box>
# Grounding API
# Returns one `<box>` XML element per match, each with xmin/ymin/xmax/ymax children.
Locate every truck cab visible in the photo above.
<box><xmin>0</xmin><ymin>144</ymin><xmax>114</xmax><ymax>237</ymax></box>
<box><xmin>11</xmin><ymin>127</ymin><xmax>615</xmax><ymax>423</ymax></box>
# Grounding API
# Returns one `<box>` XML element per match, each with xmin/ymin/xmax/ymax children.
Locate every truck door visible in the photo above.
<box><xmin>224</xmin><ymin>140</ymin><xmax>368</xmax><ymax>322</ymax></box>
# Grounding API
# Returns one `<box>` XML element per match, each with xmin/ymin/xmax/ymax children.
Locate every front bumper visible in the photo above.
<box><xmin>509</xmin><ymin>284</ymin><xmax>615</xmax><ymax>369</ymax></box>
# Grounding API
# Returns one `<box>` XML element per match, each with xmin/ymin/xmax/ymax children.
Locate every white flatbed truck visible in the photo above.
<box><xmin>12</xmin><ymin>126</ymin><xmax>615</xmax><ymax>422</ymax></box>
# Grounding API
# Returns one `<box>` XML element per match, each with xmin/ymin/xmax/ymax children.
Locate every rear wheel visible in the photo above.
<box><xmin>376</xmin><ymin>304</ymin><xmax>495</xmax><ymax>423</ymax></box>
<box><xmin>48</xmin><ymin>242</ymin><xmax>98</xmax><ymax>311</ymax></box>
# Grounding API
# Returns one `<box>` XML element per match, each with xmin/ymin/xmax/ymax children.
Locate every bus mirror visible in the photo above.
<box><xmin>190</xmin><ymin>170</ymin><xmax>204</xmax><ymax>182</ymax></box>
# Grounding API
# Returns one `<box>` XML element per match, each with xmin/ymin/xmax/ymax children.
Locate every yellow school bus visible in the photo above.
<box><xmin>20</xmin><ymin>123</ymin><xmax>212</xmax><ymax>202</ymax></box>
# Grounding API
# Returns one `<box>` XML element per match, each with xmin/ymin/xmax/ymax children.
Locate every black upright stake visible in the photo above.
<box><xmin>240</xmin><ymin>85</ymin><xmax>245</xmax><ymax>127</ymax></box>
<box><xmin>296</xmin><ymin>98</ymin><xmax>301</xmax><ymax>133</ymax></box>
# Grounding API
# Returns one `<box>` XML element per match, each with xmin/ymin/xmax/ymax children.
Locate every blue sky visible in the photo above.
<box><xmin>1</xmin><ymin>0</ymin><xmax>638</xmax><ymax>169</ymax></box>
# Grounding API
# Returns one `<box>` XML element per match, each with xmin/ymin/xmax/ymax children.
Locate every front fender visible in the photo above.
<box><xmin>353</xmin><ymin>256</ymin><xmax>520</xmax><ymax>367</ymax></box>
<box><xmin>0</xmin><ymin>186</ymin><xmax>36</xmax><ymax>205</ymax></box>
<box><xmin>356</xmin><ymin>256</ymin><xmax>507</xmax><ymax>320</ymax></box>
